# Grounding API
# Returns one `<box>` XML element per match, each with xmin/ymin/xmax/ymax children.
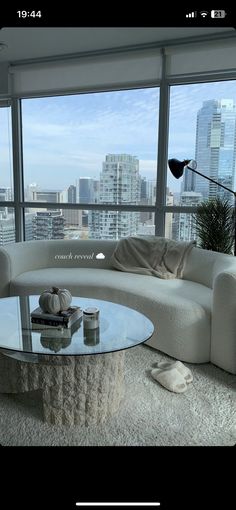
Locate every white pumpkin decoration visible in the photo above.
<box><xmin>39</xmin><ymin>287</ymin><xmax>72</xmax><ymax>314</ymax></box>
<box><xmin>40</xmin><ymin>336</ymin><xmax>71</xmax><ymax>353</ymax></box>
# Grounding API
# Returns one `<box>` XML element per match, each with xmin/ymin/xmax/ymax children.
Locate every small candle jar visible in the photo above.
<box><xmin>83</xmin><ymin>307</ymin><xmax>100</xmax><ymax>330</ymax></box>
<box><xmin>84</xmin><ymin>327</ymin><xmax>100</xmax><ymax>346</ymax></box>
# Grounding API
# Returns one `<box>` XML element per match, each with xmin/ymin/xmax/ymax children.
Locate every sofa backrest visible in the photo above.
<box><xmin>182</xmin><ymin>246</ymin><xmax>236</xmax><ymax>288</ymax></box>
<box><xmin>1</xmin><ymin>239</ymin><xmax>236</xmax><ymax>289</ymax></box>
<box><xmin>44</xmin><ymin>239</ymin><xmax>118</xmax><ymax>269</ymax></box>
<box><xmin>0</xmin><ymin>240</ymin><xmax>118</xmax><ymax>277</ymax></box>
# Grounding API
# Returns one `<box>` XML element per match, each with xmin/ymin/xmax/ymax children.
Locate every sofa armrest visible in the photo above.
<box><xmin>0</xmin><ymin>242</ymin><xmax>47</xmax><ymax>297</ymax></box>
<box><xmin>0</xmin><ymin>248</ymin><xmax>11</xmax><ymax>297</ymax></box>
<box><xmin>211</xmin><ymin>271</ymin><xmax>236</xmax><ymax>374</ymax></box>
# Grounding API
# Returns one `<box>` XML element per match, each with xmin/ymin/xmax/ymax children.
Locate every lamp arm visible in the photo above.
<box><xmin>187</xmin><ymin>166</ymin><xmax>236</xmax><ymax>196</ymax></box>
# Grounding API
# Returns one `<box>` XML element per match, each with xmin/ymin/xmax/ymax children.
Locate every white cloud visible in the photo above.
<box><xmin>96</xmin><ymin>253</ymin><xmax>105</xmax><ymax>259</ymax></box>
<box><xmin>23</xmin><ymin>120</ymin><xmax>71</xmax><ymax>137</ymax></box>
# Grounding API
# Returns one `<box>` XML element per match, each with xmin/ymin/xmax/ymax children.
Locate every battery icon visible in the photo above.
<box><xmin>211</xmin><ymin>10</ymin><xmax>226</xmax><ymax>18</ymax></box>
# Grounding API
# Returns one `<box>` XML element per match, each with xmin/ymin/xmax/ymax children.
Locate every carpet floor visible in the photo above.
<box><xmin>0</xmin><ymin>345</ymin><xmax>235</xmax><ymax>446</ymax></box>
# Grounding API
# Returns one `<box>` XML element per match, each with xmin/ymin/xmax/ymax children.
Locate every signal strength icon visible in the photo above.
<box><xmin>200</xmin><ymin>11</ymin><xmax>208</xmax><ymax>17</ymax></box>
<box><xmin>186</xmin><ymin>11</ymin><xmax>196</xmax><ymax>18</ymax></box>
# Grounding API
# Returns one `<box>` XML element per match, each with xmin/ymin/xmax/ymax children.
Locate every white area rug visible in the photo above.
<box><xmin>0</xmin><ymin>345</ymin><xmax>235</xmax><ymax>446</ymax></box>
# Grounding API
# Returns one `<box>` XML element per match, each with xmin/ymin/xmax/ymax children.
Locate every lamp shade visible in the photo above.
<box><xmin>168</xmin><ymin>159</ymin><xmax>191</xmax><ymax>179</ymax></box>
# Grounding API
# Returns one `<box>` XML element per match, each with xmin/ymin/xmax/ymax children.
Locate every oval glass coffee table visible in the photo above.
<box><xmin>0</xmin><ymin>295</ymin><xmax>154</xmax><ymax>426</ymax></box>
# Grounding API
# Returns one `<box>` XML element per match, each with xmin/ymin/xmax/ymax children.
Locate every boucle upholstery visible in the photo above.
<box><xmin>0</xmin><ymin>239</ymin><xmax>235</xmax><ymax>373</ymax></box>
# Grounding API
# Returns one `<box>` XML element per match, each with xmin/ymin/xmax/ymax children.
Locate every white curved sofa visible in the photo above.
<box><xmin>0</xmin><ymin>239</ymin><xmax>236</xmax><ymax>374</ymax></box>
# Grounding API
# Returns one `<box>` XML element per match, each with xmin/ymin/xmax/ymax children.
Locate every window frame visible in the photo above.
<box><xmin>2</xmin><ymin>43</ymin><xmax>236</xmax><ymax>243</ymax></box>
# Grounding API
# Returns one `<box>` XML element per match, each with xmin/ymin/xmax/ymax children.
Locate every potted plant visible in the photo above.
<box><xmin>193</xmin><ymin>197</ymin><xmax>235</xmax><ymax>254</ymax></box>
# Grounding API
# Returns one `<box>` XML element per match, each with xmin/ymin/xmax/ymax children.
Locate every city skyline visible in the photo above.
<box><xmin>1</xmin><ymin>81</ymin><xmax>236</xmax><ymax>247</ymax></box>
<box><xmin>1</xmin><ymin>81</ymin><xmax>236</xmax><ymax>194</ymax></box>
<box><xmin>194</xmin><ymin>99</ymin><xmax>236</xmax><ymax>203</ymax></box>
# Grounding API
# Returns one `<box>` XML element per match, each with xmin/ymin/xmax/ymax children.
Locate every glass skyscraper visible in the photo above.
<box><xmin>191</xmin><ymin>99</ymin><xmax>236</xmax><ymax>203</ymax></box>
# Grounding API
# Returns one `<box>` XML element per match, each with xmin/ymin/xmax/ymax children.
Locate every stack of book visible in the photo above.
<box><xmin>31</xmin><ymin>305</ymin><xmax>83</xmax><ymax>329</ymax></box>
<box><xmin>32</xmin><ymin>320</ymin><xmax>82</xmax><ymax>340</ymax></box>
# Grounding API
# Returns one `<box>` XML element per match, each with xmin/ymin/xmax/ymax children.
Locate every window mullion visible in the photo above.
<box><xmin>155</xmin><ymin>49</ymin><xmax>170</xmax><ymax>236</ymax></box>
<box><xmin>11</xmin><ymin>98</ymin><xmax>24</xmax><ymax>242</ymax></box>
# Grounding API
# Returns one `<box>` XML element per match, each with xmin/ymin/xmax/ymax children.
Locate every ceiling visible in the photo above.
<box><xmin>0</xmin><ymin>27</ymin><xmax>235</xmax><ymax>64</ymax></box>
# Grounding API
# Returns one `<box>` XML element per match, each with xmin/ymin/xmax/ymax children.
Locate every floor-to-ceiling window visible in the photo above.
<box><xmin>166</xmin><ymin>80</ymin><xmax>236</xmax><ymax>242</ymax></box>
<box><xmin>1</xmin><ymin>41</ymin><xmax>236</xmax><ymax>246</ymax></box>
<box><xmin>21</xmin><ymin>88</ymin><xmax>159</xmax><ymax>241</ymax></box>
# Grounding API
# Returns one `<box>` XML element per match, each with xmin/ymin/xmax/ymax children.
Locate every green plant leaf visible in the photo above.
<box><xmin>193</xmin><ymin>197</ymin><xmax>234</xmax><ymax>254</ymax></box>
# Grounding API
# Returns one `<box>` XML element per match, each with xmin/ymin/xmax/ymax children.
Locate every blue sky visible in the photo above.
<box><xmin>21</xmin><ymin>88</ymin><xmax>159</xmax><ymax>189</ymax></box>
<box><xmin>1</xmin><ymin>80</ymin><xmax>236</xmax><ymax>194</ymax></box>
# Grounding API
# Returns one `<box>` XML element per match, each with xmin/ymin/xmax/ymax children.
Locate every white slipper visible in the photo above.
<box><xmin>151</xmin><ymin>367</ymin><xmax>187</xmax><ymax>393</ymax></box>
<box><xmin>157</xmin><ymin>360</ymin><xmax>193</xmax><ymax>383</ymax></box>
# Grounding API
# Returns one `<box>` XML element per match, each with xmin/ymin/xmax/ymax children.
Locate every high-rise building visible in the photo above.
<box><xmin>0</xmin><ymin>215</ymin><xmax>15</xmax><ymax>245</ymax></box>
<box><xmin>147</xmin><ymin>181</ymin><xmax>156</xmax><ymax>206</ymax></box>
<box><xmin>176</xmin><ymin>191</ymin><xmax>203</xmax><ymax>242</ymax></box>
<box><xmin>68</xmin><ymin>185</ymin><xmax>76</xmax><ymax>203</ymax></box>
<box><xmin>25</xmin><ymin>212</ymin><xmax>35</xmax><ymax>241</ymax></box>
<box><xmin>25</xmin><ymin>183</ymin><xmax>39</xmax><ymax>201</ymax></box>
<box><xmin>0</xmin><ymin>187</ymin><xmax>12</xmax><ymax>201</ymax></box>
<box><xmin>189</xmin><ymin>99</ymin><xmax>236</xmax><ymax>203</ymax></box>
<box><xmin>77</xmin><ymin>178</ymin><xmax>94</xmax><ymax>203</ymax></box>
<box><xmin>140</xmin><ymin>177</ymin><xmax>148</xmax><ymax>201</ymax></box>
<box><xmin>32</xmin><ymin>210</ymin><xmax>65</xmax><ymax>240</ymax></box>
<box><xmin>92</xmin><ymin>179</ymin><xmax>100</xmax><ymax>204</ymax></box>
<box><xmin>66</xmin><ymin>184</ymin><xmax>83</xmax><ymax>230</ymax></box>
<box><xmin>63</xmin><ymin>209</ymin><xmax>83</xmax><ymax>227</ymax></box>
<box><xmin>32</xmin><ymin>190</ymin><xmax>62</xmax><ymax>203</ymax></box>
<box><xmin>76</xmin><ymin>178</ymin><xmax>95</xmax><ymax>228</ymax></box>
<box><xmin>89</xmin><ymin>154</ymin><xmax>140</xmax><ymax>239</ymax></box>
<box><xmin>165</xmin><ymin>188</ymin><xmax>174</xmax><ymax>239</ymax></box>
<box><xmin>0</xmin><ymin>188</ymin><xmax>13</xmax><ymax>219</ymax></box>
<box><xmin>139</xmin><ymin>177</ymin><xmax>150</xmax><ymax>224</ymax></box>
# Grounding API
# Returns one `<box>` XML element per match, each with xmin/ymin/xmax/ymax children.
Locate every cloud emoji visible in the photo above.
<box><xmin>96</xmin><ymin>252</ymin><xmax>105</xmax><ymax>259</ymax></box>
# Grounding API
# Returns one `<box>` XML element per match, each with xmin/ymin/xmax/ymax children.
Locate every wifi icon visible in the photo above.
<box><xmin>200</xmin><ymin>11</ymin><xmax>208</xmax><ymax>17</ymax></box>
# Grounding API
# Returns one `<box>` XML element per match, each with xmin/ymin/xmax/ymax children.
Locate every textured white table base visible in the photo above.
<box><xmin>0</xmin><ymin>350</ymin><xmax>125</xmax><ymax>426</ymax></box>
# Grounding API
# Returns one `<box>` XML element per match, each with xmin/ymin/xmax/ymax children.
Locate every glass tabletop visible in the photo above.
<box><xmin>0</xmin><ymin>296</ymin><xmax>154</xmax><ymax>357</ymax></box>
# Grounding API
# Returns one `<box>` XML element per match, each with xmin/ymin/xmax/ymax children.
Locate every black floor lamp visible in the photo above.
<box><xmin>168</xmin><ymin>158</ymin><xmax>236</xmax><ymax>256</ymax></box>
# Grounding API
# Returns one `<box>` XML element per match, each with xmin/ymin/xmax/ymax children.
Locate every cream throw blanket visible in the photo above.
<box><xmin>111</xmin><ymin>236</ymin><xmax>196</xmax><ymax>279</ymax></box>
